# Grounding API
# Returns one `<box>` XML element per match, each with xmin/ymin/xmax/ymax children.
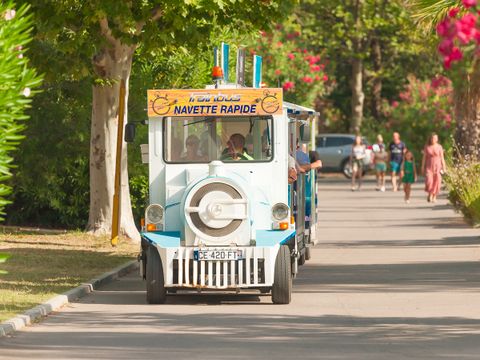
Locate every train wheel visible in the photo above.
<box><xmin>298</xmin><ymin>252</ymin><xmax>306</xmax><ymax>266</ymax></box>
<box><xmin>305</xmin><ymin>246</ymin><xmax>311</xmax><ymax>261</ymax></box>
<box><xmin>272</xmin><ymin>245</ymin><xmax>292</xmax><ymax>304</ymax></box>
<box><xmin>146</xmin><ymin>246</ymin><xmax>166</xmax><ymax>304</ymax></box>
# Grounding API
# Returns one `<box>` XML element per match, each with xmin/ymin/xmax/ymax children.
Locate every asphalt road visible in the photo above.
<box><xmin>1</xmin><ymin>179</ymin><xmax>480</xmax><ymax>359</ymax></box>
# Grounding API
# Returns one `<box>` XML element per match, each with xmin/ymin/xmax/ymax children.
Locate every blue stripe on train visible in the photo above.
<box><xmin>142</xmin><ymin>229</ymin><xmax>296</xmax><ymax>248</ymax></box>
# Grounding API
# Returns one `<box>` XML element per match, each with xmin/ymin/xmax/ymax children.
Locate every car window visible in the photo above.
<box><xmin>316</xmin><ymin>136</ymin><xmax>326</xmax><ymax>148</ymax></box>
<box><xmin>325</xmin><ymin>137</ymin><xmax>353</xmax><ymax>147</ymax></box>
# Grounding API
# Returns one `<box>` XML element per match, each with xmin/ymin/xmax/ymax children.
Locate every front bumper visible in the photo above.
<box><xmin>141</xmin><ymin>229</ymin><xmax>295</xmax><ymax>289</ymax></box>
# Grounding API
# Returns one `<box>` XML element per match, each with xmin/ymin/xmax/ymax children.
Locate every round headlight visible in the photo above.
<box><xmin>146</xmin><ymin>204</ymin><xmax>163</xmax><ymax>224</ymax></box>
<box><xmin>272</xmin><ymin>203</ymin><xmax>289</xmax><ymax>221</ymax></box>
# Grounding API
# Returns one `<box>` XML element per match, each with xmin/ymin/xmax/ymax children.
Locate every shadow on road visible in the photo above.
<box><xmin>319</xmin><ymin>235</ymin><xmax>480</xmax><ymax>248</ymax></box>
<box><xmin>2</xmin><ymin>311</ymin><xmax>480</xmax><ymax>359</ymax></box>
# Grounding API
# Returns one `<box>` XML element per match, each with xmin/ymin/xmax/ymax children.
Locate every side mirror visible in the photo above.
<box><xmin>124</xmin><ymin>123</ymin><xmax>136</xmax><ymax>143</ymax></box>
<box><xmin>299</xmin><ymin>124</ymin><xmax>311</xmax><ymax>143</ymax></box>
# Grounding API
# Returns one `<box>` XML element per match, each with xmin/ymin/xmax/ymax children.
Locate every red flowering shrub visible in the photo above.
<box><xmin>381</xmin><ymin>75</ymin><xmax>454</xmax><ymax>158</ymax></box>
<box><xmin>437</xmin><ymin>1</ymin><xmax>480</xmax><ymax>68</ymax></box>
<box><xmin>251</xmin><ymin>24</ymin><xmax>330</xmax><ymax>106</ymax></box>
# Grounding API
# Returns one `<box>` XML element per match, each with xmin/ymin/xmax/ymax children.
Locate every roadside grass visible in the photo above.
<box><xmin>0</xmin><ymin>232</ymin><xmax>138</xmax><ymax>322</ymax></box>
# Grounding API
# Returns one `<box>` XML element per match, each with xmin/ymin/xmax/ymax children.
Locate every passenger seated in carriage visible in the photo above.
<box><xmin>180</xmin><ymin>134</ymin><xmax>206</xmax><ymax>162</ymax></box>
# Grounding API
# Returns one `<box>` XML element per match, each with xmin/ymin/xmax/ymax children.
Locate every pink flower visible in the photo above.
<box><xmin>287</xmin><ymin>53</ymin><xmax>295</xmax><ymax>60</ymax></box>
<box><xmin>310</xmin><ymin>64</ymin><xmax>321</xmax><ymax>72</ymax></box>
<box><xmin>277</xmin><ymin>41</ymin><xmax>283</xmax><ymax>47</ymax></box>
<box><xmin>438</xmin><ymin>39</ymin><xmax>454</xmax><ymax>56</ymax></box>
<box><xmin>283</xmin><ymin>81</ymin><xmax>295</xmax><ymax>91</ymax></box>
<box><xmin>308</xmin><ymin>56</ymin><xmax>320</xmax><ymax>65</ymax></box>
<box><xmin>399</xmin><ymin>91</ymin><xmax>411</xmax><ymax>102</ymax></box>
<box><xmin>445</xmin><ymin>114</ymin><xmax>452</xmax><ymax>124</ymax></box>
<box><xmin>286</xmin><ymin>32</ymin><xmax>298</xmax><ymax>40</ymax></box>
<box><xmin>391</xmin><ymin>101</ymin><xmax>399</xmax><ymax>108</ymax></box>
<box><xmin>443</xmin><ymin>48</ymin><xmax>463</xmax><ymax>69</ymax></box>
<box><xmin>274</xmin><ymin>69</ymin><xmax>282</xmax><ymax>75</ymax></box>
<box><xmin>450</xmin><ymin>46</ymin><xmax>463</xmax><ymax>61</ymax></box>
<box><xmin>444</xmin><ymin>57</ymin><xmax>453</xmax><ymax>69</ymax></box>
<box><xmin>4</xmin><ymin>9</ymin><xmax>15</xmax><ymax>20</ymax></box>
<box><xmin>314</xmin><ymin>75</ymin><xmax>321</xmax><ymax>81</ymax></box>
<box><xmin>322</xmin><ymin>74</ymin><xmax>329</xmax><ymax>82</ymax></box>
<box><xmin>462</xmin><ymin>0</ymin><xmax>477</xmax><ymax>8</ymax></box>
<box><xmin>456</xmin><ymin>13</ymin><xmax>478</xmax><ymax>43</ymax></box>
<box><xmin>431</xmin><ymin>75</ymin><xmax>450</xmax><ymax>88</ymax></box>
<box><xmin>16</xmin><ymin>46</ymin><xmax>23</xmax><ymax>59</ymax></box>
<box><xmin>260</xmin><ymin>30</ymin><xmax>266</xmax><ymax>37</ymax></box>
<box><xmin>449</xmin><ymin>8</ymin><xmax>460</xmax><ymax>18</ymax></box>
<box><xmin>437</xmin><ymin>19</ymin><xmax>453</xmax><ymax>37</ymax></box>
<box><xmin>302</xmin><ymin>76</ymin><xmax>313</xmax><ymax>83</ymax></box>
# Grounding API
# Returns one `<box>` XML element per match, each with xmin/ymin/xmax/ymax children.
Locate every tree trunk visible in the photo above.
<box><xmin>86</xmin><ymin>41</ymin><xmax>140</xmax><ymax>241</ymax></box>
<box><xmin>454</xmin><ymin>63</ymin><xmax>480</xmax><ymax>159</ymax></box>
<box><xmin>371</xmin><ymin>36</ymin><xmax>382</xmax><ymax>121</ymax></box>
<box><xmin>350</xmin><ymin>0</ymin><xmax>364</xmax><ymax>133</ymax></box>
<box><xmin>350</xmin><ymin>56</ymin><xmax>364</xmax><ymax>133</ymax></box>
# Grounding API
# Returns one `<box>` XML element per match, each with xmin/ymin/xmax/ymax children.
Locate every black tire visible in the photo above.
<box><xmin>305</xmin><ymin>246</ymin><xmax>311</xmax><ymax>261</ymax></box>
<box><xmin>341</xmin><ymin>158</ymin><xmax>353</xmax><ymax>179</ymax></box>
<box><xmin>298</xmin><ymin>252</ymin><xmax>306</xmax><ymax>266</ymax></box>
<box><xmin>146</xmin><ymin>246</ymin><xmax>166</xmax><ymax>304</ymax></box>
<box><xmin>272</xmin><ymin>245</ymin><xmax>292</xmax><ymax>304</ymax></box>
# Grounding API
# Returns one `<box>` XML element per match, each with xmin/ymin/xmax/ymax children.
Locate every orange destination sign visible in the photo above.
<box><xmin>147</xmin><ymin>88</ymin><xmax>283</xmax><ymax>117</ymax></box>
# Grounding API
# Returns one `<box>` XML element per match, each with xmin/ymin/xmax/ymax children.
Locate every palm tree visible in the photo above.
<box><xmin>409</xmin><ymin>0</ymin><xmax>480</xmax><ymax>157</ymax></box>
<box><xmin>410</xmin><ymin>0</ymin><xmax>460</xmax><ymax>30</ymax></box>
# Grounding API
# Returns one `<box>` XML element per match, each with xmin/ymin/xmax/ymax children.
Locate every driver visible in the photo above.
<box><xmin>221</xmin><ymin>133</ymin><xmax>253</xmax><ymax>161</ymax></box>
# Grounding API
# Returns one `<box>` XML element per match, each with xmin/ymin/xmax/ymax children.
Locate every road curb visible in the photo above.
<box><xmin>0</xmin><ymin>259</ymin><xmax>139</xmax><ymax>337</ymax></box>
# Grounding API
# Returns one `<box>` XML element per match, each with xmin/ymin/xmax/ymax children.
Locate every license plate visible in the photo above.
<box><xmin>194</xmin><ymin>249</ymin><xmax>242</xmax><ymax>261</ymax></box>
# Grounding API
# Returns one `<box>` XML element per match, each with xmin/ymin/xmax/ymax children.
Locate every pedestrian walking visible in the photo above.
<box><xmin>388</xmin><ymin>132</ymin><xmax>407</xmax><ymax>192</ymax></box>
<box><xmin>350</xmin><ymin>135</ymin><xmax>366</xmax><ymax>191</ymax></box>
<box><xmin>421</xmin><ymin>133</ymin><xmax>446</xmax><ymax>203</ymax></box>
<box><xmin>401</xmin><ymin>150</ymin><xmax>417</xmax><ymax>204</ymax></box>
<box><xmin>373</xmin><ymin>134</ymin><xmax>387</xmax><ymax>192</ymax></box>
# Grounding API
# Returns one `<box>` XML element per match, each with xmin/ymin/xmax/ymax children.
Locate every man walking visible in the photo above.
<box><xmin>388</xmin><ymin>132</ymin><xmax>406</xmax><ymax>192</ymax></box>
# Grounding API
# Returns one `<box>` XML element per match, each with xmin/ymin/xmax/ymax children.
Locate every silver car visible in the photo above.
<box><xmin>316</xmin><ymin>134</ymin><xmax>372</xmax><ymax>178</ymax></box>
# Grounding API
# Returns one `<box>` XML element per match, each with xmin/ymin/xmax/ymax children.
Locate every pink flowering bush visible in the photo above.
<box><xmin>437</xmin><ymin>1</ymin><xmax>480</xmax><ymax>69</ymax></box>
<box><xmin>251</xmin><ymin>24</ymin><xmax>330</xmax><ymax>106</ymax></box>
<box><xmin>434</xmin><ymin>1</ymin><xmax>480</xmax><ymax>225</ymax></box>
<box><xmin>380</xmin><ymin>75</ymin><xmax>454</xmax><ymax>158</ymax></box>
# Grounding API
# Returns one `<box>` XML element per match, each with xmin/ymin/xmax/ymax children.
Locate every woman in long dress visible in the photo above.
<box><xmin>421</xmin><ymin>133</ymin><xmax>446</xmax><ymax>203</ymax></box>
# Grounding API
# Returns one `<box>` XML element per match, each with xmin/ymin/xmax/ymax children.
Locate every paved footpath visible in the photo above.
<box><xmin>1</xmin><ymin>179</ymin><xmax>480</xmax><ymax>359</ymax></box>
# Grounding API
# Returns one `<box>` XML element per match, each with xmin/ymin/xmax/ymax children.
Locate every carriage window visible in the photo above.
<box><xmin>163</xmin><ymin>116</ymin><xmax>274</xmax><ymax>163</ymax></box>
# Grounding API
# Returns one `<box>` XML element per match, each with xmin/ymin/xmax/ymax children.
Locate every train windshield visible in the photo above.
<box><xmin>163</xmin><ymin>116</ymin><xmax>273</xmax><ymax>163</ymax></box>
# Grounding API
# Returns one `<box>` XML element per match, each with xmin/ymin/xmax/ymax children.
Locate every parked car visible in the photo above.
<box><xmin>316</xmin><ymin>134</ymin><xmax>372</xmax><ymax>178</ymax></box>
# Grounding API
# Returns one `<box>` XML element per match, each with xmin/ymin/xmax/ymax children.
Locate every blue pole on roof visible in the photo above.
<box><xmin>253</xmin><ymin>55</ymin><xmax>262</xmax><ymax>88</ymax></box>
<box><xmin>221</xmin><ymin>42</ymin><xmax>230</xmax><ymax>83</ymax></box>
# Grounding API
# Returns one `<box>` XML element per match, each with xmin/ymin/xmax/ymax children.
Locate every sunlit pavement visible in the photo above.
<box><xmin>1</xmin><ymin>178</ymin><xmax>480</xmax><ymax>359</ymax></box>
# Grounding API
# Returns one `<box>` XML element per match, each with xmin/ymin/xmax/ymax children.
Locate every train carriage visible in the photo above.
<box><xmin>132</xmin><ymin>81</ymin><xmax>318</xmax><ymax>304</ymax></box>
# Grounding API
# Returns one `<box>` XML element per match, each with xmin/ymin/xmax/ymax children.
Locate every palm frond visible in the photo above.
<box><xmin>408</xmin><ymin>0</ymin><xmax>461</xmax><ymax>32</ymax></box>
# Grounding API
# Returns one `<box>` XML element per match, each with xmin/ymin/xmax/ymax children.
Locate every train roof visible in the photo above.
<box><xmin>283</xmin><ymin>101</ymin><xmax>319</xmax><ymax>116</ymax></box>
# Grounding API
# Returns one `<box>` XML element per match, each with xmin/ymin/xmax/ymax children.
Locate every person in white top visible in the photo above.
<box><xmin>350</xmin><ymin>135</ymin><xmax>366</xmax><ymax>191</ymax></box>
